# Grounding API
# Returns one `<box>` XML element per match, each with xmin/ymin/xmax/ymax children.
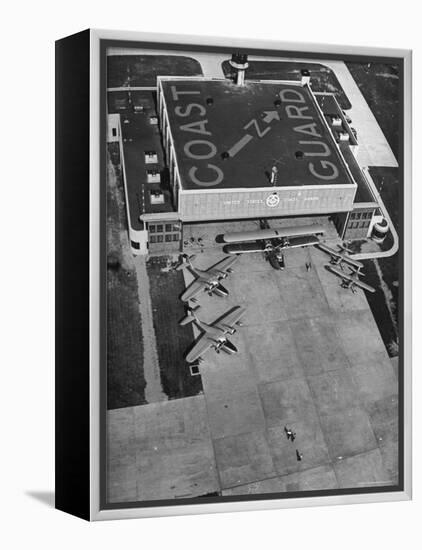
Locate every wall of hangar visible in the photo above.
<box><xmin>178</xmin><ymin>185</ymin><xmax>356</xmax><ymax>222</ymax></box>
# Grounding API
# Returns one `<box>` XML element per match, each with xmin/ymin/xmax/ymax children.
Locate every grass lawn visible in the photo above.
<box><xmin>368</xmin><ymin>167</ymin><xmax>399</xmax><ymax>233</ymax></box>
<box><xmin>107</xmin><ymin>144</ymin><xmax>146</xmax><ymax>409</ymax></box>
<box><xmin>147</xmin><ymin>256</ymin><xmax>203</xmax><ymax>399</ymax></box>
<box><xmin>346</xmin><ymin>62</ymin><xmax>400</xmax><ymax>358</ymax></box>
<box><xmin>107</xmin><ymin>55</ymin><xmax>203</xmax><ymax>88</ymax></box>
<box><xmin>222</xmin><ymin>60</ymin><xmax>352</xmax><ymax>109</ymax></box>
<box><xmin>365</xmin><ymin>168</ymin><xmax>399</xmax><ymax>357</ymax></box>
<box><xmin>361</xmin><ymin>258</ymin><xmax>399</xmax><ymax>356</ymax></box>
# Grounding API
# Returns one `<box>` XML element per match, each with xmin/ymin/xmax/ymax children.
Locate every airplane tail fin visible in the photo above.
<box><xmin>179</xmin><ymin>305</ymin><xmax>201</xmax><ymax>325</ymax></box>
<box><xmin>175</xmin><ymin>254</ymin><xmax>196</xmax><ymax>271</ymax></box>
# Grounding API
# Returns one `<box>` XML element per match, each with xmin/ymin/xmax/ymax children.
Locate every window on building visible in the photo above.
<box><xmin>165</xmin><ymin>234</ymin><xmax>172</xmax><ymax>242</ymax></box>
<box><xmin>112</xmin><ymin>128</ymin><xmax>117</xmax><ymax>137</ymax></box>
<box><xmin>350</xmin><ymin>213</ymin><xmax>356</xmax><ymax>220</ymax></box>
<box><xmin>172</xmin><ymin>234</ymin><xmax>179</xmax><ymax>241</ymax></box>
<box><xmin>157</xmin><ymin>235</ymin><xmax>163</xmax><ymax>243</ymax></box>
<box><xmin>156</xmin><ymin>225</ymin><xmax>163</xmax><ymax>233</ymax></box>
<box><xmin>355</xmin><ymin>212</ymin><xmax>362</xmax><ymax>220</ymax></box>
<box><xmin>360</xmin><ymin>221</ymin><xmax>367</xmax><ymax>228</ymax></box>
<box><xmin>130</xmin><ymin>240</ymin><xmax>140</xmax><ymax>250</ymax></box>
<box><xmin>149</xmin><ymin>225</ymin><xmax>156</xmax><ymax>233</ymax></box>
<box><xmin>150</xmin><ymin>236</ymin><xmax>157</xmax><ymax>244</ymax></box>
<box><xmin>165</xmin><ymin>224</ymin><xmax>172</xmax><ymax>232</ymax></box>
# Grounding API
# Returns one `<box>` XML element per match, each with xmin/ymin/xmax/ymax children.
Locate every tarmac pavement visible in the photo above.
<box><xmin>108</xmin><ymin>239</ymin><xmax>398</xmax><ymax>501</ymax></box>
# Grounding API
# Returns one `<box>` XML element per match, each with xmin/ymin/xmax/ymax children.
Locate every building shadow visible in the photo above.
<box><xmin>25</xmin><ymin>491</ymin><xmax>55</xmax><ymax>508</ymax></box>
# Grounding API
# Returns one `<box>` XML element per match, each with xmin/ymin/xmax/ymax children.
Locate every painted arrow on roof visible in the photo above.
<box><xmin>227</xmin><ymin>110</ymin><xmax>280</xmax><ymax>158</ymax></box>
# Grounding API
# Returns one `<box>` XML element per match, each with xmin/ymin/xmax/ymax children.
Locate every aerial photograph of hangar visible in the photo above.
<box><xmin>105</xmin><ymin>44</ymin><xmax>400</xmax><ymax>504</ymax></box>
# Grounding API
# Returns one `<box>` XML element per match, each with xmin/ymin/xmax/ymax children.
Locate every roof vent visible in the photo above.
<box><xmin>150</xmin><ymin>190</ymin><xmax>164</xmax><ymax>205</ymax></box>
<box><xmin>146</xmin><ymin>169</ymin><xmax>161</xmax><ymax>183</ymax></box>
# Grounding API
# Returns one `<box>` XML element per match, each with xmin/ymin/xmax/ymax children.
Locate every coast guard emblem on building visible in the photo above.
<box><xmin>266</xmin><ymin>193</ymin><xmax>280</xmax><ymax>208</ymax></box>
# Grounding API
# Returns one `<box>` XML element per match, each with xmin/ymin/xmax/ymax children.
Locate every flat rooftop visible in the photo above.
<box><xmin>117</xmin><ymin>92</ymin><xmax>176</xmax><ymax>227</ymax></box>
<box><xmin>160</xmin><ymin>79</ymin><xmax>356</xmax><ymax>191</ymax></box>
<box><xmin>315</xmin><ymin>93</ymin><xmax>358</xmax><ymax>147</ymax></box>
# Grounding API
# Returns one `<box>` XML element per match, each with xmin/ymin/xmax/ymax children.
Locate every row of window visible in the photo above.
<box><xmin>149</xmin><ymin>223</ymin><xmax>180</xmax><ymax>234</ymax></box>
<box><xmin>348</xmin><ymin>220</ymin><xmax>371</xmax><ymax>229</ymax></box>
<box><xmin>150</xmin><ymin>234</ymin><xmax>180</xmax><ymax>243</ymax></box>
<box><xmin>350</xmin><ymin>211</ymin><xmax>372</xmax><ymax>220</ymax></box>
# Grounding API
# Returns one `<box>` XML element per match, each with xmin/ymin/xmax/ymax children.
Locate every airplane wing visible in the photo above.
<box><xmin>223</xmin><ymin>242</ymin><xmax>264</xmax><ymax>254</ymax></box>
<box><xmin>207</xmin><ymin>255</ymin><xmax>238</xmax><ymax>275</ymax></box>
<box><xmin>180</xmin><ymin>279</ymin><xmax>205</xmax><ymax>302</ymax></box>
<box><xmin>186</xmin><ymin>336</ymin><xmax>214</xmax><ymax>363</ymax></box>
<box><xmin>325</xmin><ymin>265</ymin><xmax>375</xmax><ymax>293</ymax></box>
<box><xmin>223</xmin><ymin>224</ymin><xmax>325</xmax><ymax>243</ymax></box>
<box><xmin>340</xmin><ymin>256</ymin><xmax>364</xmax><ymax>271</ymax></box>
<box><xmin>214</xmin><ymin>306</ymin><xmax>246</xmax><ymax>331</ymax></box>
<box><xmin>317</xmin><ymin>243</ymin><xmax>342</xmax><ymax>257</ymax></box>
<box><xmin>318</xmin><ymin>243</ymin><xmax>363</xmax><ymax>270</ymax></box>
<box><xmin>325</xmin><ymin>264</ymin><xmax>347</xmax><ymax>278</ymax></box>
<box><xmin>278</xmin><ymin>235</ymin><xmax>320</xmax><ymax>249</ymax></box>
<box><xmin>352</xmin><ymin>279</ymin><xmax>376</xmax><ymax>293</ymax></box>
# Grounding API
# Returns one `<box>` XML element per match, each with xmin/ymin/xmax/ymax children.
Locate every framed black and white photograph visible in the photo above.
<box><xmin>55</xmin><ymin>29</ymin><xmax>412</xmax><ymax>521</ymax></box>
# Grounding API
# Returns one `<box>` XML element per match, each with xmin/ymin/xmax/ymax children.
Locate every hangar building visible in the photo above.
<box><xmin>109</xmin><ymin>75</ymin><xmax>387</xmax><ymax>255</ymax></box>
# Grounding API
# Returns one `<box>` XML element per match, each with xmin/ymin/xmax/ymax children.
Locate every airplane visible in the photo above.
<box><xmin>222</xmin><ymin>224</ymin><xmax>325</xmax><ymax>244</ymax></box>
<box><xmin>222</xmin><ymin>224</ymin><xmax>324</xmax><ymax>270</ymax></box>
<box><xmin>317</xmin><ymin>242</ymin><xmax>363</xmax><ymax>273</ymax></box>
<box><xmin>177</xmin><ymin>254</ymin><xmax>238</xmax><ymax>302</ymax></box>
<box><xmin>180</xmin><ymin>305</ymin><xmax>246</xmax><ymax>363</ymax></box>
<box><xmin>325</xmin><ymin>264</ymin><xmax>376</xmax><ymax>294</ymax></box>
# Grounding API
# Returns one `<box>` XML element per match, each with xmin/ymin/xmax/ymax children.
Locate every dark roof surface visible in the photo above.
<box><xmin>160</xmin><ymin>79</ymin><xmax>356</xmax><ymax>191</ymax></box>
<box><xmin>118</xmin><ymin>95</ymin><xmax>176</xmax><ymax>227</ymax></box>
<box><xmin>315</xmin><ymin>93</ymin><xmax>358</xmax><ymax>146</ymax></box>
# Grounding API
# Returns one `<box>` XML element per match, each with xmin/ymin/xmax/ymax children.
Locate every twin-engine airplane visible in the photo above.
<box><xmin>325</xmin><ymin>264</ymin><xmax>376</xmax><ymax>294</ymax></box>
<box><xmin>177</xmin><ymin>254</ymin><xmax>238</xmax><ymax>302</ymax></box>
<box><xmin>317</xmin><ymin>242</ymin><xmax>364</xmax><ymax>273</ymax></box>
<box><xmin>180</xmin><ymin>305</ymin><xmax>246</xmax><ymax>363</ymax></box>
<box><xmin>222</xmin><ymin>224</ymin><xmax>324</xmax><ymax>270</ymax></box>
